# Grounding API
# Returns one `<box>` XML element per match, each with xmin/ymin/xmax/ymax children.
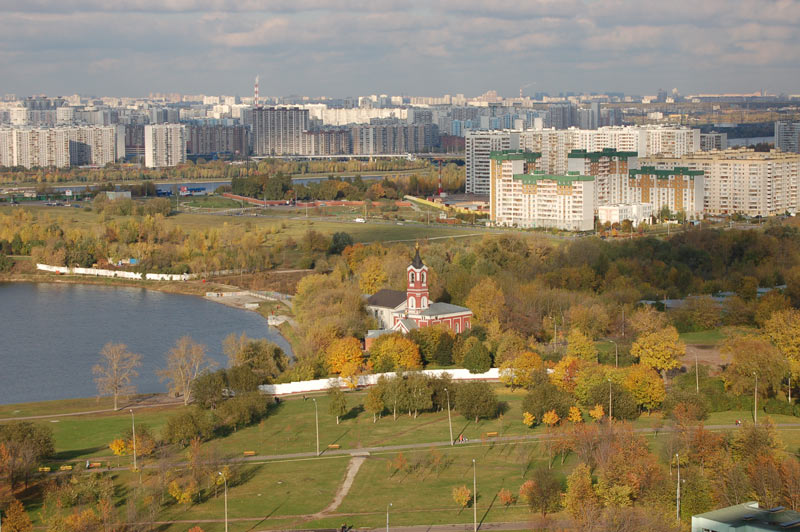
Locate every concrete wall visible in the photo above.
<box><xmin>37</xmin><ymin>263</ymin><xmax>193</xmax><ymax>281</ymax></box>
<box><xmin>260</xmin><ymin>368</ymin><xmax>500</xmax><ymax>396</ymax></box>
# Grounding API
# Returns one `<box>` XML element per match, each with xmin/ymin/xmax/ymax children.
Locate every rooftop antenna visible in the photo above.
<box><xmin>254</xmin><ymin>75</ymin><xmax>260</xmax><ymax>107</ymax></box>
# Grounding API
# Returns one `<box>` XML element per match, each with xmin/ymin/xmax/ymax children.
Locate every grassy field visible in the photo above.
<box><xmin>679</xmin><ymin>329</ymin><xmax>727</xmax><ymax>344</ymax></box>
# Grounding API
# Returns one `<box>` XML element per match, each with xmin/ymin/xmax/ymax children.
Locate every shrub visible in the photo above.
<box><xmin>163</xmin><ymin>408</ymin><xmax>216</xmax><ymax>446</ymax></box>
<box><xmin>662</xmin><ymin>388</ymin><xmax>710</xmax><ymax>421</ymax></box>
<box><xmin>216</xmin><ymin>393</ymin><xmax>271</xmax><ymax>430</ymax></box>
<box><xmin>585</xmin><ymin>381</ymin><xmax>639</xmax><ymax>421</ymax></box>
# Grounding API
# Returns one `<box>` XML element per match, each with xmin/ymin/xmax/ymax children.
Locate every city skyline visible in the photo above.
<box><xmin>2</xmin><ymin>0</ymin><xmax>800</xmax><ymax>97</ymax></box>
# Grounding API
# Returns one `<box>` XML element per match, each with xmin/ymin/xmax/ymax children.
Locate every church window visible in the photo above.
<box><xmin>410</xmin><ymin>272</ymin><xmax>415</xmax><ymax>283</ymax></box>
<box><xmin>421</xmin><ymin>296</ymin><xmax>428</xmax><ymax>307</ymax></box>
<box><xmin>409</xmin><ymin>297</ymin><xmax>415</xmax><ymax>309</ymax></box>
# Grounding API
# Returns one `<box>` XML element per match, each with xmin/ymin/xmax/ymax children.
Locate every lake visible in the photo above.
<box><xmin>0</xmin><ymin>282</ymin><xmax>292</xmax><ymax>405</ymax></box>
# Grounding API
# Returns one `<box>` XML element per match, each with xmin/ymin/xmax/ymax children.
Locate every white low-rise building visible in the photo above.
<box><xmin>598</xmin><ymin>203</ymin><xmax>653</xmax><ymax>225</ymax></box>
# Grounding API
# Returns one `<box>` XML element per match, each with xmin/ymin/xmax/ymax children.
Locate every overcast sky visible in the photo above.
<box><xmin>2</xmin><ymin>0</ymin><xmax>799</xmax><ymax>98</ymax></box>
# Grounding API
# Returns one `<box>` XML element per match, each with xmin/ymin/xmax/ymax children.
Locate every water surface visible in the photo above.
<box><xmin>0</xmin><ymin>282</ymin><xmax>292</xmax><ymax>404</ymax></box>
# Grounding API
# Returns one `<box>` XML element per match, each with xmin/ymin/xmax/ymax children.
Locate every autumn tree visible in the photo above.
<box><xmin>158</xmin><ymin>336</ymin><xmax>216</xmax><ymax>405</ymax></box>
<box><xmin>370</xmin><ymin>333</ymin><xmax>422</xmax><ymax>371</ymax></box>
<box><xmin>452</xmin><ymin>485</ymin><xmax>472</xmax><ymax>508</ymax></box>
<box><xmin>519</xmin><ymin>468</ymin><xmax>562</xmax><ymax>517</ymax></box>
<box><xmin>498</xmin><ymin>488</ymin><xmax>516</xmax><ymax>507</ymax></box>
<box><xmin>567</xmin><ymin>406</ymin><xmax>583</xmax><ymax>423</ymax></box>
<box><xmin>764</xmin><ymin>308</ymin><xmax>800</xmax><ymax>370</ymax></box>
<box><xmin>408</xmin><ymin>325</ymin><xmax>455</xmax><ymax>366</ymax></box>
<box><xmin>550</xmin><ymin>356</ymin><xmax>584</xmax><ymax>393</ymax></box>
<box><xmin>92</xmin><ymin>342</ymin><xmax>141</xmax><ymax>411</ymax></box>
<box><xmin>623</xmin><ymin>364</ymin><xmax>666</xmax><ymax>412</ymax></box>
<box><xmin>589</xmin><ymin>404</ymin><xmax>605</xmax><ymax>422</ymax></box>
<box><xmin>565</xmin><ymin>463</ymin><xmax>599</xmax><ymax>523</ymax></box>
<box><xmin>465</xmin><ymin>277</ymin><xmax>505</xmax><ymax>325</ymax></box>
<box><xmin>566</xmin><ymin>329</ymin><xmax>598</xmax><ymax>362</ymax></box>
<box><xmin>631</xmin><ymin>326</ymin><xmax>684</xmax><ymax>381</ymax></box>
<box><xmin>357</xmin><ymin>255</ymin><xmax>388</xmax><ymax>294</ymax></box>
<box><xmin>325</xmin><ymin>337</ymin><xmax>363</xmax><ymax>374</ymax></box>
<box><xmin>499</xmin><ymin>350</ymin><xmax>543</xmax><ymax>390</ymax></box>
<box><xmin>3</xmin><ymin>498</ymin><xmax>33</xmax><ymax>532</ymax></box>
<box><xmin>327</xmin><ymin>383</ymin><xmax>348</xmax><ymax>424</ymax></box>
<box><xmin>721</xmin><ymin>334</ymin><xmax>788</xmax><ymax>398</ymax></box>
<box><xmin>0</xmin><ymin>422</ymin><xmax>54</xmax><ymax>490</ymax></box>
<box><xmin>629</xmin><ymin>306</ymin><xmax>669</xmax><ymax>337</ymax></box>
<box><xmin>224</xmin><ymin>335</ymin><xmax>288</xmax><ymax>384</ymax></box>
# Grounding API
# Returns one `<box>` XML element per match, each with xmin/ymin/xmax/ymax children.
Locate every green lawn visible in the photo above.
<box><xmin>679</xmin><ymin>329</ymin><xmax>727</xmax><ymax>345</ymax></box>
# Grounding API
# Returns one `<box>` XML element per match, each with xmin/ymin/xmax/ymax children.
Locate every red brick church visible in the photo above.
<box><xmin>366</xmin><ymin>245</ymin><xmax>472</xmax><ymax>341</ymax></box>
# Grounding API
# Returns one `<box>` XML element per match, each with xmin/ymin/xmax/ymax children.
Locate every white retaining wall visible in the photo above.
<box><xmin>260</xmin><ymin>368</ymin><xmax>500</xmax><ymax>396</ymax></box>
<box><xmin>37</xmin><ymin>263</ymin><xmax>193</xmax><ymax>281</ymax></box>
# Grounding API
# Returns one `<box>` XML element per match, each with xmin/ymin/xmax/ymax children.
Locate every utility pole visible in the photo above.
<box><xmin>609</xmin><ymin>339</ymin><xmax>618</xmax><ymax>368</ymax></box>
<box><xmin>386</xmin><ymin>502</ymin><xmax>392</xmax><ymax>532</ymax></box>
<box><xmin>675</xmin><ymin>453</ymin><xmax>681</xmax><ymax>523</ymax></box>
<box><xmin>130</xmin><ymin>409</ymin><xmax>137</xmax><ymax>471</ymax></box>
<box><xmin>695</xmin><ymin>351</ymin><xmax>700</xmax><ymax>394</ymax></box>
<box><xmin>445</xmin><ymin>387</ymin><xmax>453</xmax><ymax>445</ymax></box>
<box><xmin>472</xmin><ymin>459</ymin><xmax>477</xmax><ymax>532</ymax></box>
<box><xmin>608</xmin><ymin>379</ymin><xmax>613</xmax><ymax>420</ymax></box>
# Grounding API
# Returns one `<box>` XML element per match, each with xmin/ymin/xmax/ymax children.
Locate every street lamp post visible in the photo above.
<box><xmin>386</xmin><ymin>502</ymin><xmax>392</xmax><ymax>532</ymax></box>
<box><xmin>130</xmin><ymin>409</ymin><xmax>137</xmax><ymax>471</ymax></box>
<box><xmin>445</xmin><ymin>387</ymin><xmax>453</xmax><ymax>446</ymax></box>
<box><xmin>675</xmin><ymin>453</ymin><xmax>681</xmax><ymax>522</ymax></box>
<box><xmin>609</xmin><ymin>340</ymin><xmax>618</xmax><ymax>368</ymax></box>
<box><xmin>472</xmin><ymin>459</ymin><xmax>477</xmax><ymax>532</ymax></box>
<box><xmin>313</xmin><ymin>397</ymin><xmax>320</xmax><ymax>456</ymax></box>
<box><xmin>218</xmin><ymin>472</ymin><xmax>228</xmax><ymax>532</ymax></box>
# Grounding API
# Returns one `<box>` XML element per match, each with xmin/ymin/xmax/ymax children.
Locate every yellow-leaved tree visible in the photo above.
<box><xmin>566</xmin><ymin>329</ymin><xmax>598</xmax><ymax>362</ymax></box>
<box><xmin>325</xmin><ymin>337</ymin><xmax>363</xmax><ymax>374</ymax></box>
<box><xmin>465</xmin><ymin>277</ymin><xmax>505</xmax><ymax>325</ymax></box>
<box><xmin>623</xmin><ymin>364</ymin><xmax>666</xmax><ymax>412</ymax></box>
<box><xmin>630</xmin><ymin>326</ymin><xmax>685</xmax><ymax>381</ymax></box>
<box><xmin>523</xmin><ymin>411</ymin><xmax>536</xmax><ymax>427</ymax></box>
<box><xmin>542</xmin><ymin>410</ymin><xmax>560</xmax><ymax>426</ymax></box>
<box><xmin>589</xmin><ymin>404</ymin><xmax>605</xmax><ymax>421</ymax></box>
<box><xmin>370</xmin><ymin>334</ymin><xmax>422</xmax><ymax>371</ymax></box>
<box><xmin>499</xmin><ymin>350</ymin><xmax>543</xmax><ymax>390</ymax></box>
<box><xmin>764</xmin><ymin>308</ymin><xmax>800</xmax><ymax>380</ymax></box>
<box><xmin>549</xmin><ymin>355</ymin><xmax>584</xmax><ymax>393</ymax></box>
<box><xmin>567</xmin><ymin>406</ymin><xmax>583</xmax><ymax>423</ymax></box>
<box><xmin>357</xmin><ymin>255</ymin><xmax>388</xmax><ymax>295</ymax></box>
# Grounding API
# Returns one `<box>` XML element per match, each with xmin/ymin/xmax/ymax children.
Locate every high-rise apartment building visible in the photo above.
<box><xmin>465</xmin><ymin>130</ymin><xmax>522</xmax><ymax>194</ymax></box>
<box><xmin>252</xmin><ymin>107</ymin><xmax>309</xmax><ymax>155</ymax></box>
<box><xmin>643</xmin><ymin>149</ymin><xmax>800</xmax><ymax>217</ymax></box>
<box><xmin>186</xmin><ymin>125</ymin><xmax>248</xmax><ymax>156</ymax></box>
<box><xmin>144</xmin><ymin>124</ymin><xmax>186</xmax><ymax>168</ymax></box>
<box><xmin>700</xmin><ymin>132</ymin><xmax>728</xmax><ymax>151</ymax></box>
<box><xmin>776</xmin><ymin>121</ymin><xmax>800</xmax><ymax>153</ymax></box>
<box><xmin>304</xmin><ymin>128</ymin><xmax>352</xmax><ymax>155</ymax></box>
<box><xmin>0</xmin><ymin>126</ymin><xmax>119</xmax><ymax>168</ymax></box>
<box><xmin>626</xmin><ymin>166</ymin><xmax>705</xmax><ymax>219</ymax></box>
<box><xmin>567</xmin><ymin>149</ymin><xmax>639</xmax><ymax>208</ymax></box>
<box><xmin>350</xmin><ymin>122</ymin><xmax>438</xmax><ymax>155</ymax></box>
<box><xmin>489</xmin><ymin>150</ymin><xmax>595</xmax><ymax>231</ymax></box>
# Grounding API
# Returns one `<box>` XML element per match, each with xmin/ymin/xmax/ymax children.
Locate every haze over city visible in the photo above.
<box><xmin>2</xmin><ymin>0</ymin><xmax>800</xmax><ymax>96</ymax></box>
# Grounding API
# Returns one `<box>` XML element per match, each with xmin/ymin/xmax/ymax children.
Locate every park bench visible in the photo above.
<box><xmin>89</xmin><ymin>462</ymin><xmax>102</xmax><ymax>469</ymax></box>
<box><xmin>328</xmin><ymin>444</ymin><xmax>341</xmax><ymax>450</ymax></box>
<box><xmin>59</xmin><ymin>465</ymin><xmax>73</xmax><ymax>471</ymax></box>
<box><xmin>485</xmin><ymin>431</ymin><xmax>499</xmax><ymax>438</ymax></box>
<box><xmin>38</xmin><ymin>466</ymin><xmax>51</xmax><ymax>472</ymax></box>
<box><xmin>243</xmin><ymin>450</ymin><xmax>256</xmax><ymax>456</ymax></box>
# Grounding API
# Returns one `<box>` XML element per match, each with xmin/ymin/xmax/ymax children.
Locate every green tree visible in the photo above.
<box><xmin>328</xmin><ymin>232</ymin><xmax>353</xmax><ymax>255</ymax></box>
<box><xmin>365</xmin><ymin>385</ymin><xmax>385</xmax><ymax>423</ymax></box>
<box><xmin>163</xmin><ymin>408</ymin><xmax>215</xmax><ymax>446</ymax></box>
<box><xmin>721</xmin><ymin>334</ymin><xmax>788</xmax><ymax>398</ymax></box>
<box><xmin>191</xmin><ymin>370</ymin><xmax>227</xmax><ymax>410</ymax></box>
<box><xmin>462</xmin><ymin>339</ymin><xmax>492</xmax><ymax>373</ymax></box>
<box><xmin>522</xmin><ymin>379</ymin><xmax>573</xmax><ymax>426</ymax></box>
<box><xmin>454</xmin><ymin>381</ymin><xmax>498</xmax><ymax>423</ymax></box>
<box><xmin>216</xmin><ymin>393</ymin><xmax>270</xmax><ymax>431</ymax></box>
<box><xmin>327</xmin><ymin>384</ymin><xmax>348</xmax><ymax>424</ymax></box>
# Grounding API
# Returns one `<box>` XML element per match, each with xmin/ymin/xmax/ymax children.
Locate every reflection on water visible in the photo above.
<box><xmin>0</xmin><ymin>282</ymin><xmax>292</xmax><ymax>404</ymax></box>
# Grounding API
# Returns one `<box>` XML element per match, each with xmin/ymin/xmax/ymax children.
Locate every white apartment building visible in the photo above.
<box><xmin>466</xmin><ymin>130</ymin><xmax>519</xmax><ymax>194</ymax></box>
<box><xmin>489</xmin><ymin>151</ymin><xmax>595</xmax><ymax>231</ymax></box>
<box><xmin>643</xmin><ymin>149</ymin><xmax>800</xmax><ymax>217</ymax></box>
<box><xmin>144</xmin><ymin>124</ymin><xmax>186</xmax><ymax>168</ymax></box>
<box><xmin>598</xmin><ymin>203</ymin><xmax>653</xmax><ymax>226</ymax></box>
<box><xmin>626</xmin><ymin>166</ymin><xmax>705</xmax><ymax>219</ymax></box>
<box><xmin>469</xmin><ymin>125</ymin><xmax>700</xmax><ymax>196</ymax></box>
<box><xmin>567</xmin><ymin>149</ymin><xmax>639</xmax><ymax>208</ymax></box>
